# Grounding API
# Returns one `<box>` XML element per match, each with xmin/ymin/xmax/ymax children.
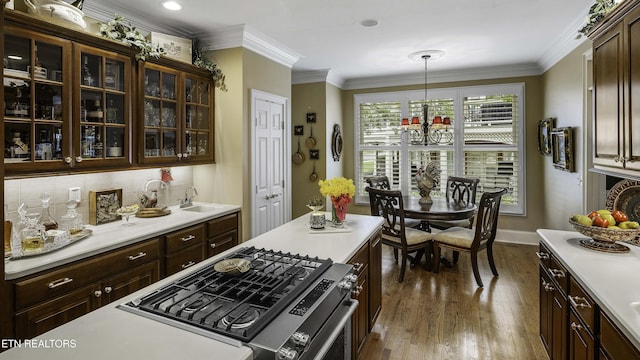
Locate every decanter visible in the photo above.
<box><xmin>39</xmin><ymin>192</ymin><xmax>58</xmax><ymax>231</ymax></box>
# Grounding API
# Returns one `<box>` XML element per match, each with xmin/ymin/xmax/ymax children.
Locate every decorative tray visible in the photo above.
<box><xmin>135</xmin><ymin>208</ymin><xmax>171</xmax><ymax>218</ymax></box>
<box><xmin>10</xmin><ymin>228</ymin><xmax>93</xmax><ymax>259</ymax></box>
<box><xmin>308</xmin><ymin>223</ymin><xmax>352</xmax><ymax>234</ymax></box>
<box><xmin>606</xmin><ymin>179</ymin><xmax>640</xmax><ymax>246</ymax></box>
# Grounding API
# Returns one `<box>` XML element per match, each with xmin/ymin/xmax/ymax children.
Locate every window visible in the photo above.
<box><xmin>355</xmin><ymin>83</ymin><xmax>525</xmax><ymax>215</ymax></box>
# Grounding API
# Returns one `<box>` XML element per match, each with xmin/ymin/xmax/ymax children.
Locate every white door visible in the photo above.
<box><xmin>251</xmin><ymin>90</ymin><xmax>289</xmax><ymax>237</ymax></box>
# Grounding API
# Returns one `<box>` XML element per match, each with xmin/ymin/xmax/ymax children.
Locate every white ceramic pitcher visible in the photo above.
<box><xmin>23</xmin><ymin>0</ymin><xmax>87</xmax><ymax>30</ymax></box>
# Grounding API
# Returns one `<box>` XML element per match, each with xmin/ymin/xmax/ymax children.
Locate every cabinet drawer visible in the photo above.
<box><xmin>568</xmin><ymin>277</ymin><xmax>596</xmax><ymax>334</ymax></box>
<box><xmin>547</xmin><ymin>254</ymin><xmax>569</xmax><ymax>295</ymax></box>
<box><xmin>600</xmin><ymin>312</ymin><xmax>640</xmax><ymax>360</ymax></box>
<box><xmin>537</xmin><ymin>242</ymin><xmax>551</xmax><ymax>268</ymax></box>
<box><xmin>207</xmin><ymin>213</ymin><xmax>238</xmax><ymax>238</ymax></box>
<box><xmin>349</xmin><ymin>243</ymin><xmax>369</xmax><ymax>276</ymax></box>
<box><xmin>166</xmin><ymin>245</ymin><xmax>204</xmax><ymax>276</ymax></box>
<box><xmin>166</xmin><ymin>224</ymin><xmax>205</xmax><ymax>253</ymax></box>
<box><xmin>207</xmin><ymin>230</ymin><xmax>237</xmax><ymax>257</ymax></box>
<box><xmin>14</xmin><ymin>239</ymin><xmax>160</xmax><ymax>310</ymax></box>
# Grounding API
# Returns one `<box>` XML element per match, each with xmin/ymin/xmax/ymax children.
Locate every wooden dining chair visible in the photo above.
<box><xmin>366</xmin><ymin>186</ymin><xmax>433</xmax><ymax>282</ymax></box>
<box><xmin>431</xmin><ymin>188</ymin><xmax>507</xmax><ymax>287</ymax></box>
<box><xmin>364</xmin><ymin>175</ymin><xmax>391</xmax><ymax>190</ymax></box>
<box><xmin>430</xmin><ymin>176</ymin><xmax>480</xmax><ymax>231</ymax></box>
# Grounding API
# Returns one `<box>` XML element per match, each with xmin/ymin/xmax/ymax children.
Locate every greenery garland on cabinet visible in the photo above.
<box><xmin>578</xmin><ymin>0</ymin><xmax>619</xmax><ymax>35</ymax></box>
<box><xmin>100</xmin><ymin>15</ymin><xmax>227</xmax><ymax>91</ymax></box>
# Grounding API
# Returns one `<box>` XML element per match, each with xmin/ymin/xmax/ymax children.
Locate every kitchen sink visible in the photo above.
<box><xmin>182</xmin><ymin>205</ymin><xmax>223</xmax><ymax>213</ymax></box>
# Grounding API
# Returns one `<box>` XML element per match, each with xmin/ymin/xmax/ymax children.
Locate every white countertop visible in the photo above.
<box><xmin>537</xmin><ymin>229</ymin><xmax>640</xmax><ymax>349</ymax></box>
<box><xmin>0</xmin><ymin>213</ymin><xmax>383</xmax><ymax>359</ymax></box>
<box><xmin>5</xmin><ymin>202</ymin><xmax>241</xmax><ymax>280</ymax></box>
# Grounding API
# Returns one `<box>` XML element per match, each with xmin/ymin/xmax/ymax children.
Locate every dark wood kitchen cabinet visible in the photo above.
<box><xmin>12</xmin><ymin>238</ymin><xmax>161</xmax><ymax>339</ymax></box>
<box><xmin>164</xmin><ymin>223</ymin><xmax>206</xmax><ymax>276</ymax></box>
<box><xmin>590</xmin><ymin>0</ymin><xmax>640</xmax><ymax>174</ymax></box>
<box><xmin>138</xmin><ymin>61</ymin><xmax>214</xmax><ymax>165</ymax></box>
<box><xmin>349</xmin><ymin>229</ymin><xmax>382</xmax><ymax>360</ymax></box>
<box><xmin>206</xmin><ymin>212</ymin><xmax>240</xmax><ymax>258</ymax></box>
<box><xmin>538</xmin><ymin>243</ymin><xmax>569</xmax><ymax>360</ymax></box>
<box><xmin>539</xmin><ymin>241</ymin><xmax>640</xmax><ymax>360</ymax></box>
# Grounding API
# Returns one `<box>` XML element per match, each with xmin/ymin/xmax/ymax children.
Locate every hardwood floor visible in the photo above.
<box><xmin>359</xmin><ymin>242</ymin><xmax>548</xmax><ymax>360</ymax></box>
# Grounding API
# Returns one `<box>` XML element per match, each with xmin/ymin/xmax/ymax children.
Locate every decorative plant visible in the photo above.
<box><xmin>578</xmin><ymin>0</ymin><xmax>618</xmax><ymax>35</ymax></box>
<box><xmin>319</xmin><ymin>177</ymin><xmax>355</xmax><ymax>224</ymax></box>
<box><xmin>100</xmin><ymin>15</ymin><xmax>165</xmax><ymax>61</ymax></box>
<box><xmin>192</xmin><ymin>39</ymin><xmax>227</xmax><ymax>92</ymax></box>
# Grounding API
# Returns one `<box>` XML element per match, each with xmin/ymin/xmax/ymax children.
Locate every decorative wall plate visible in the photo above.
<box><xmin>606</xmin><ymin>179</ymin><xmax>640</xmax><ymax>246</ymax></box>
<box><xmin>331</xmin><ymin>124</ymin><xmax>343</xmax><ymax>161</ymax></box>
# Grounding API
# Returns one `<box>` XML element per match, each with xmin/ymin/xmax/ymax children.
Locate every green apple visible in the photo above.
<box><xmin>596</xmin><ymin>209</ymin><xmax>612</xmax><ymax>216</ymax></box>
<box><xmin>608</xmin><ymin>225</ymin><xmax>621</xmax><ymax>230</ymax></box>
<box><xmin>602</xmin><ymin>214</ymin><xmax>617</xmax><ymax>227</ymax></box>
<box><xmin>619</xmin><ymin>221</ymin><xmax>640</xmax><ymax>229</ymax></box>
<box><xmin>572</xmin><ymin>214</ymin><xmax>593</xmax><ymax>226</ymax></box>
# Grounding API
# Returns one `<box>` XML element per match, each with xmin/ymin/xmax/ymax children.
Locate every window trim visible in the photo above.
<box><xmin>354</xmin><ymin>82</ymin><xmax>526</xmax><ymax>215</ymax></box>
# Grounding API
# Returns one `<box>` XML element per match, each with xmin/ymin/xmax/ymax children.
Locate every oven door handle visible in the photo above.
<box><xmin>312</xmin><ymin>300</ymin><xmax>358</xmax><ymax>360</ymax></box>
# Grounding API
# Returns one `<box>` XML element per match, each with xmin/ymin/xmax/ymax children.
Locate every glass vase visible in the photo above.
<box><xmin>331</xmin><ymin>202</ymin><xmax>347</xmax><ymax>227</ymax></box>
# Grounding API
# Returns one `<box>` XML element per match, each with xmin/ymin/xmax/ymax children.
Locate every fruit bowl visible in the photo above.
<box><xmin>569</xmin><ymin>219</ymin><xmax>640</xmax><ymax>243</ymax></box>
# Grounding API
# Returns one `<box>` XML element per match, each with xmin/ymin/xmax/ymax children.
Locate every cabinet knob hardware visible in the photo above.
<box><xmin>535</xmin><ymin>252</ymin><xmax>549</xmax><ymax>260</ymax></box>
<box><xmin>104</xmin><ymin>286</ymin><xmax>112</xmax><ymax>294</ymax></box>
<box><xmin>64</xmin><ymin>157</ymin><xmax>73</xmax><ymax>164</ymax></box>
<box><xmin>128</xmin><ymin>252</ymin><xmax>147</xmax><ymax>261</ymax></box>
<box><xmin>570</xmin><ymin>322</ymin><xmax>584</xmax><ymax>331</ymax></box>
<box><xmin>210</xmin><ymin>243</ymin><xmax>216</xmax><ymax>248</ymax></box>
<box><xmin>614</xmin><ymin>156</ymin><xmax>621</xmax><ymax>163</ymax></box>
<box><xmin>75</xmin><ymin>156</ymin><xmax>83</xmax><ymax>163</ymax></box>
<box><xmin>177</xmin><ymin>153</ymin><xmax>183</xmax><ymax>159</ymax></box>
<box><xmin>182</xmin><ymin>153</ymin><xmax>188</xmax><ymax>159</ymax></box>
<box><xmin>48</xmin><ymin>277</ymin><xmax>74</xmax><ymax>289</ymax></box>
<box><xmin>181</xmin><ymin>235</ymin><xmax>196</xmax><ymax>242</ymax></box>
<box><xmin>352</xmin><ymin>284</ymin><xmax>364</xmax><ymax>296</ymax></box>
<box><xmin>94</xmin><ymin>290</ymin><xmax>102</xmax><ymax>298</ymax></box>
<box><xmin>569</xmin><ymin>295</ymin><xmax>591</xmax><ymax>309</ymax></box>
<box><xmin>181</xmin><ymin>261</ymin><xmax>196</xmax><ymax>269</ymax></box>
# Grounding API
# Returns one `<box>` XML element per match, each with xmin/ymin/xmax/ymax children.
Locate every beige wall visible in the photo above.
<box><xmin>194</xmin><ymin>48</ymin><xmax>292</xmax><ymax>241</ymax></box>
<box><xmin>541</xmin><ymin>41</ymin><xmax>592</xmax><ymax>231</ymax></box>
<box><xmin>291</xmin><ymin>82</ymin><xmax>326</xmax><ymax>217</ymax></box>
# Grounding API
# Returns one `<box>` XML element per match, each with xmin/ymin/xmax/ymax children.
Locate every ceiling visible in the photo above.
<box><xmin>85</xmin><ymin>0</ymin><xmax>594</xmax><ymax>89</ymax></box>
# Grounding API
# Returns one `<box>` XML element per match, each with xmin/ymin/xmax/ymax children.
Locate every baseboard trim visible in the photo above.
<box><xmin>495</xmin><ymin>229</ymin><xmax>539</xmax><ymax>246</ymax></box>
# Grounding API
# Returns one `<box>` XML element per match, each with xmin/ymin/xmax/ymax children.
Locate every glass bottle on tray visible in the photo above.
<box><xmin>39</xmin><ymin>192</ymin><xmax>58</xmax><ymax>231</ymax></box>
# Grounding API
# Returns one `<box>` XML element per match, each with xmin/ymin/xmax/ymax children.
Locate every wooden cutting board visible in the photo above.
<box><xmin>135</xmin><ymin>208</ymin><xmax>171</xmax><ymax>218</ymax></box>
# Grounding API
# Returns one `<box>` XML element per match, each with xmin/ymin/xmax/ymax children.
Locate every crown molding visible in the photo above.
<box><xmin>340</xmin><ymin>63</ymin><xmax>542</xmax><ymax>90</ymax></box>
<box><xmin>197</xmin><ymin>25</ymin><xmax>302</xmax><ymax>68</ymax></box>
<box><xmin>292</xmin><ymin>69</ymin><xmax>330</xmax><ymax>84</ymax></box>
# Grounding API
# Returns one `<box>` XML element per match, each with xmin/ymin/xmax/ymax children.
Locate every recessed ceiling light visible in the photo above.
<box><xmin>360</xmin><ymin>19</ymin><xmax>379</xmax><ymax>27</ymax></box>
<box><xmin>162</xmin><ymin>1</ymin><xmax>182</xmax><ymax>10</ymax></box>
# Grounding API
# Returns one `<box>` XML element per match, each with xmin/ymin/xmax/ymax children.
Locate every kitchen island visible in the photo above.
<box><xmin>0</xmin><ymin>212</ymin><xmax>383</xmax><ymax>359</ymax></box>
<box><xmin>537</xmin><ymin>229</ymin><xmax>640</xmax><ymax>358</ymax></box>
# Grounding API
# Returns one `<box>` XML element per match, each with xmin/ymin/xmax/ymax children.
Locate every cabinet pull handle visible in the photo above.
<box><xmin>48</xmin><ymin>277</ymin><xmax>74</xmax><ymax>289</ymax></box>
<box><xmin>541</xmin><ymin>279</ymin><xmax>555</xmax><ymax>292</ymax></box>
<box><xmin>536</xmin><ymin>252</ymin><xmax>549</xmax><ymax>260</ymax></box>
<box><xmin>614</xmin><ymin>156</ymin><xmax>621</xmax><ymax>163</ymax></box>
<box><xmin>181</xmin><ymin>261</ymin><xmax>196</xmax><ymax>269</ymax></box>
<box><xmin>94</xmin><ymin>290</ymin><xmax>102</xmax><ymax>298</ymax></box>
<box><xmin>548</xmin><ymin>268</ymin><xmax>565</xmax><ymax>278</ymax></box>
<box><xmin>570</xmin><ymin>322</ymin><xmax>584</xmax><ymax>331</ymax></box>
<box><xmin>181</xmin><ymin>235</ymin><xmax>196</xmax><ymax>242</ymax></box>
<box><xmin>210</xmin><ymin>243</ymin><xmax>216</xmax><ymax>248</ymax></box>
<box><xmin>351</xmin><ymin>262</ymin><xmax>364</xmax><ymax>273</ymax></box>
<box><xmin>128</xmin><ymin>252</ymin><xmax>147</xmax><ymax>261</ymax></box>
<box><xmin>352</xmin><ymin>284</ymin><xmax>364</xmax><ymax>296</ymax></box>
<box><xmin>104</xmin><ymin>286</ymin><xmax>112</xmax><ymax>294</ymax></box>
<box><xmin>569</xmin><ymin>295</ymin><xmax>592</xmax><ymax>309</ymax></box>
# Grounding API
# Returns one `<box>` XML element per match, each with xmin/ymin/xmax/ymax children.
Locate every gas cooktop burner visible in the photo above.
<box><xmin>120</xmin><ymin>247</ymin><xmax>333</xmax><ymax>342</ymax></box>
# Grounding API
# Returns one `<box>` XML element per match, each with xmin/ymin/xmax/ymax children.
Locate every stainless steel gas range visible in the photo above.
<box><xmin>119</xmin><ymin>246</ymin><xmax>359</xmax><ymax>360</ymax></box>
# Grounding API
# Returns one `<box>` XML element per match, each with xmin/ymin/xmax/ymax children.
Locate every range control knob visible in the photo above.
<box><xmin>291</xmin><ymin>331</ymin><xmax>310</xmax><ymax>348</ymax></box>
<box><xmin>338</xmin><ymin>279</ymin><xmax>354</xmax><ymax>291</ymax></box>
<box><xmin>277</xmin><ymin>346</ymin><xmax>299</xmax><ymax>360</ymax></box>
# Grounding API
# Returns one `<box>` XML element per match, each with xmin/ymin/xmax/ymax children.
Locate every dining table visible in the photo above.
<box><xmin>402</xmin><ymin>196</ymin><xmax>477</xmax><ymax>269</ymax></box>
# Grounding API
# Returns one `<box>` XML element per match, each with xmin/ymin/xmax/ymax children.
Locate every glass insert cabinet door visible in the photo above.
<box><xmin>184</xmin><ymin>76</ymin><xmax>212</xmax><ymax>160</ymax></box>
<box><xmin>75</xmin><ymin>44</ymin><xmax>131</xmax><ymax>165</ymax></box>
<box><xmin>142</xmin><ymin>64</ymin><xmax>179</xmax><ymax>162</ymax></box>
<box><xmin>3</xmin><ymin>28</ymin><xmax>71</xmax><ymax>170</ymax></box>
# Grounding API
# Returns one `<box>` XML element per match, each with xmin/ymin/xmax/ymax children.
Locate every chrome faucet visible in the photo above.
<box><xmin>143</xmin><ymin>179</ymin><xmax>168</xmax><ymax>193</ymax></box>
<box><xmin>180</xmin><ymin>186</ymin><xmax>198</xmax><ymax>208</ymax></box>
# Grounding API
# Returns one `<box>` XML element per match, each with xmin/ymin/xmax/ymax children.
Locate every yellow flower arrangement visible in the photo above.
<box><xmin>318</xmin><ymin>177</ymin><xmax>355</xmax><ymax>199</ymax></box>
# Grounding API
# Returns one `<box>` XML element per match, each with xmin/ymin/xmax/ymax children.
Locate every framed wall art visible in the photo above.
<box><xmin>551</xmin><ymin>127</ymin><xmax>575</xmax><ymax>172</ymax></box>
<box><xmin>537</xmin><ymin>118</ymin><xmax>554</xmax><ymax>155</ymax></box>
<box><xmin>294</xmin><ymin>125</ymin><xmax>304</xmax><ymax>136</ymax></box>
<box><xmin>89</xmin><ymin>188</ymin><xmax>123</xmax><ymax>225</ymax></box>
<box><xmin>309</xmin><ymin>149</ymin><xmax>320</xmax><ymax>160</ymax></box>
<box><xmin>306</xmin><ymin>112</ymin><xmax>316</xmax><ymax>123</ymax></box>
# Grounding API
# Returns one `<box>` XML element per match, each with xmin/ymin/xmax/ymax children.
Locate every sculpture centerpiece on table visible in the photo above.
<box><xmin>415</xmin><ymin>161</ymin><xmax>441</xmax><ymax>204</ymax></box>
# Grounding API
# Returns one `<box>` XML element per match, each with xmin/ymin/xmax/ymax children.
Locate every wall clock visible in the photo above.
<box><xmin>331</xmin><ymin>124</ymin><xmax>343</xmax><ymax>161</ymax></box>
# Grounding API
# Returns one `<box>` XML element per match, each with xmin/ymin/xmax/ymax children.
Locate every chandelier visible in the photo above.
<box><xmin>402</xmin><ymin>50</ymin><xmax>452</xmax><ymax>145</ymax></box>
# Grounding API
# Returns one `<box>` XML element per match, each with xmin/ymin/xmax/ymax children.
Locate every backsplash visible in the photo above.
<box><xmin>4</xmin><ymin>167</ymin><xmax>194</xmax><ymax>224</ymax></box>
